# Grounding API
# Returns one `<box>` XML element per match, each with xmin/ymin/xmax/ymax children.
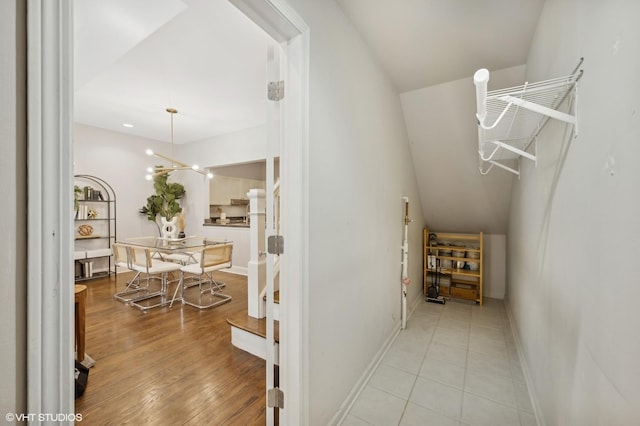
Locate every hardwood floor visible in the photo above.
<box><xmin>75</xmin><ymin>271</ymin><xmax>267</xmax><ymax>425</ymax></box>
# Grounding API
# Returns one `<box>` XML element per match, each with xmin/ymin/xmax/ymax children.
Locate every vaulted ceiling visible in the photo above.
<box><xmin>74</xmin><ymin>0</ymin><xmax>546</xmax><ymax>234</ymax></box>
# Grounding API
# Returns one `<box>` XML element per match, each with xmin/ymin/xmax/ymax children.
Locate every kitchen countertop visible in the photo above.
<box><xmin>203</xmin><ymin>222</ymin><xmax>250</xmax><ymax>228</ymax></box>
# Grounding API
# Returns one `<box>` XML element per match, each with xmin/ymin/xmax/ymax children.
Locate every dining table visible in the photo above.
<box><xmin>121</xmin><ymin>235</ymin><xmax>226</xmax><ymax>253</ymax></box>
<box><xmin>121</xmin><ymin>235</ymin><xmax>228</xmax><ymax>263</ymax></box>
<box><xmin>117</xmin><ymin>235</ymin><xmax>231</xmax><ymax>310</ymax></box>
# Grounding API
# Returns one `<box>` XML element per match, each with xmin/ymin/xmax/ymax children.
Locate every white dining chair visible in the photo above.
<box><xmin>127</xmin><ymin>245</ymin><xmax>183</xmax><ymax>312</ymax></box>
<box><xmin>112</xmin><ymin>243</ymin><xmax>146</xmax><ymax>303</ymax></box>
<box><xmin>171</xmin><ymin>243</ymin><xmax>233</xmax><ymax>309</ymax></box>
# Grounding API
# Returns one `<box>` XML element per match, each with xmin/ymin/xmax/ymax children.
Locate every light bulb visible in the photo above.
<box><xmin>192</xmin><ymin>164</ymin><xmax>200</xmax><ymax>171</ymax></box>
<box><xmin>145</xmin><ymin>174</ymin><xmax>152</xmax><ymax>181</ymax></box>
<box><xmin>145</xmin><ymin>149</ymin><xmax>154</xmax><ymax>156</ymax></box>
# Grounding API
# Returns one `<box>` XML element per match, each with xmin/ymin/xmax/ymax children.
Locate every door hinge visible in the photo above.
<box><xmin>267</xmin><ymin>387</ymin><xmax>284</xmax><ymax>408</ymax></box>
<box><xmin>267</xmin><ymin>235</ymin><xmax>284</xmax><ymax>255</ymax></box>
<box><xmin>268</xmin><ymin>80</ymin><xmax>285</xmax><ymax>101</ymax></box>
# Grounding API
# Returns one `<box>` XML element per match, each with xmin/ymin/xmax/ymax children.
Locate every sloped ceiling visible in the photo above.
<box><xmin>400</xmin><ymin>66</ymin><xmax>527</xmax><ymax>234</ymax></box>
<box><xmin>336</xmin><ymin>0</ymin><xmax>544</xmax><ymax>93</ymax></box>
<box><xmin>337</xmin><ymin>0</ymin><xmax>545</xmax><ymax>234</ymax></box>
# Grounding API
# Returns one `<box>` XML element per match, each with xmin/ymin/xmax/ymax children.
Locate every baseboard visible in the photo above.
<box><xmin>224</xmin><ymin>265</ymin><xmax>247</xmax><ymax>276</ymax></box>
<box><xmin>504</xmin><ymin>298</ymin><xmax>545</xmax><ymax>426</ymax></box>
<box><xmin>329</xmin><ymin>290</ymin><xmax>424</xmax><ymax>425</ymax></box>
<box><xmin>329</xmin><ymin>327</ymin><xmax>400</xmax><ymax>425</ymax></box>
<box><xmin>408</xmin><ymin>289</ymin><xmax>424</xmax><ymax>318</ymax></box>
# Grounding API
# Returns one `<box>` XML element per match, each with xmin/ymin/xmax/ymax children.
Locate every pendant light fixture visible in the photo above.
<box><xmin>145</xmin><ymin>108</ymin><xmax>213</xmax><ymax>180</ymax></box>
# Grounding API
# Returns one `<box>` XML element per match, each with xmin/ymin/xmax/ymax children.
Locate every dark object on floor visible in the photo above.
<box><xmin>426</xmin><ymin>293</ymin><xmax>446</xmax><ymax>305</ymax></box>
<box><xmin>75</xmin><ymin>360</ymin><xmax>89</xmax><ymax>399</ymax></box>
<box><xmin>426</xmin><ymin>259</ymin><xmax>446</xmax><ymax>305</ymax></box>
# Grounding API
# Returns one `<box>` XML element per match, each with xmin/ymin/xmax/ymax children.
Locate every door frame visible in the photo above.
<box><xmin>27</xmin><ymin>0</ymin><xmax>75</xmax><ymax>416</ymax></box>
<box><xmin>278</xmin><ymin>26</ymin><xmax>310</xmax><ymax>425</ymax></box>
<box><xmin>229</xmin><ymin>2</ymin><xmax>309</xmax><ymax>423</ymax></box>
<box><xmin>27</xmin><ymin>0</ymin><xmax>309</xmax><ymax>423</ymax></box>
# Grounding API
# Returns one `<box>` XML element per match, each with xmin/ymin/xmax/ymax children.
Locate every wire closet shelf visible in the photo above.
<box><xmin>474</xmin><ymin>58</ymin><xmax>584</xmax><ymax>176</ymax></box>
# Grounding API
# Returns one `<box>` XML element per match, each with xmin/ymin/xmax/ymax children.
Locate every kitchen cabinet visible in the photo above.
<box><xmin>210</xmin><ymin>175</ymin><xmax>236</xmax><ymax>205</ymax></box>
<box><xmin>210</xmin><ymin>175</ymin><xmax>265</xmax><ymax>205</ymax></box>
<box><xmin>240</xmin><ymin>178</ymin><xmax>265</xmax><ymax>199</ymax></box>
<box><xmin>423</xmin><ymin>229</ymin><xmax>483</xmax><ymax>305</ymax></box>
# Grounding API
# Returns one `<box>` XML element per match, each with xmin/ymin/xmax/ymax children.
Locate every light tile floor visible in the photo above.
<box><xmin>342</xmin><ymin>298</ymin><xmax>537</xmax><ymax>426</ymax></box>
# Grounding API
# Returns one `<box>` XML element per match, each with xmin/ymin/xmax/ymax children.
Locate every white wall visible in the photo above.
<box><xmin>507</xmin><ymin>1</ymin><xmax>640</xmax><ymax>424</ymax></box>
<box><xmin>285</xmin><ymin>1</ymin><xmax>425</xmax><ymax>423</ymax></box>
<box><xmin>0</xmin><ymin>0</ymin><xmax>26</xmax><ymax>415</ymax></box>
<box><xmin>74</xmin><ymin>124</ymin><xmax>174</xmax><ymax>238</ymax></box>
<box><xmin>483</xmin><ymin>234</ymin><xmax>506</xmax><ymax>299</ymax></box>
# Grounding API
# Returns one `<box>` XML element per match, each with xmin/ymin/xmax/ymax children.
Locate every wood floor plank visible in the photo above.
<box><xmin>75</xmin><ymin>271</ymin><xmax>267</xmax><ymax>425</ymax></box>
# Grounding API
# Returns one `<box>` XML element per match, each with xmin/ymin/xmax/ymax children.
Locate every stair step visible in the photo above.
<box><xmin>226</xmin><ymin>315</ymin><xmax>279</xmax><ymax>343</ymax></box>
<box><xmin>227</xmin><ymin>315</ymin><xmax>280</xmax><ymax>364</ymax></box>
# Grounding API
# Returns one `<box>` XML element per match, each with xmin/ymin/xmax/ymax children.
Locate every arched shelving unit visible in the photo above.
<box><xmin>74</xmin><ymin>175</ymin><xmax>116</xmax><ymax>281</ymax></box>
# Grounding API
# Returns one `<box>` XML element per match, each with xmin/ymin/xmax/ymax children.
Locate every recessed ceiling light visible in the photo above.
<box><xmin>123</xmin><ymin>123</ymin><xmax>134</xmax><ymax>128</ymax></box>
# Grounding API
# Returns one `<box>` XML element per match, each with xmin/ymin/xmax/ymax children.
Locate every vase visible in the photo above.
<box><xmin>160</xmin><ymin>217</ymin><xmax>178</xmax><ymax>239</ymax></box>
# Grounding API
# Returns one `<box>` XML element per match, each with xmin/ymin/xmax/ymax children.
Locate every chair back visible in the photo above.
<box><xmin>129</xmin><ymin>245</ymin><xmax>152</xmax><ymax>270</ymax></box>
<box><xmin>200</xmin><ymin>243</ymin><xmax>233</xmax><ymax>269</ymax></box>
<box><xmin>112</xmin><ymin>243</ymin><xmax>131</xmax><ymax>269</ymax></box>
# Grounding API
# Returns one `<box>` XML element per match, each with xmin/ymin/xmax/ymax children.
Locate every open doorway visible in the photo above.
<box><xmin>28</xmin><ymin>0</ymin><xmax>308</xmax><ymax>423</ymax></box>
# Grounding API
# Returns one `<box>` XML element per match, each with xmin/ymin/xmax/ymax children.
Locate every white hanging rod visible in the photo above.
<box><xmin>479</xmin><ymin>140</ymin><xmax>537</xmax><ymax>163</ymax></box>
<box><xmin>479</xmin><ymin>159</ymin><xmax>520</xmax><ymax>176</ymax></box>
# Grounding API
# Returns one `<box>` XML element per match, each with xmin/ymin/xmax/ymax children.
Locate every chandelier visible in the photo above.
<box><xmin>145</xmin><ymin>108</ymin><xmax>213</xmax><ymax>180</ymax></box>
